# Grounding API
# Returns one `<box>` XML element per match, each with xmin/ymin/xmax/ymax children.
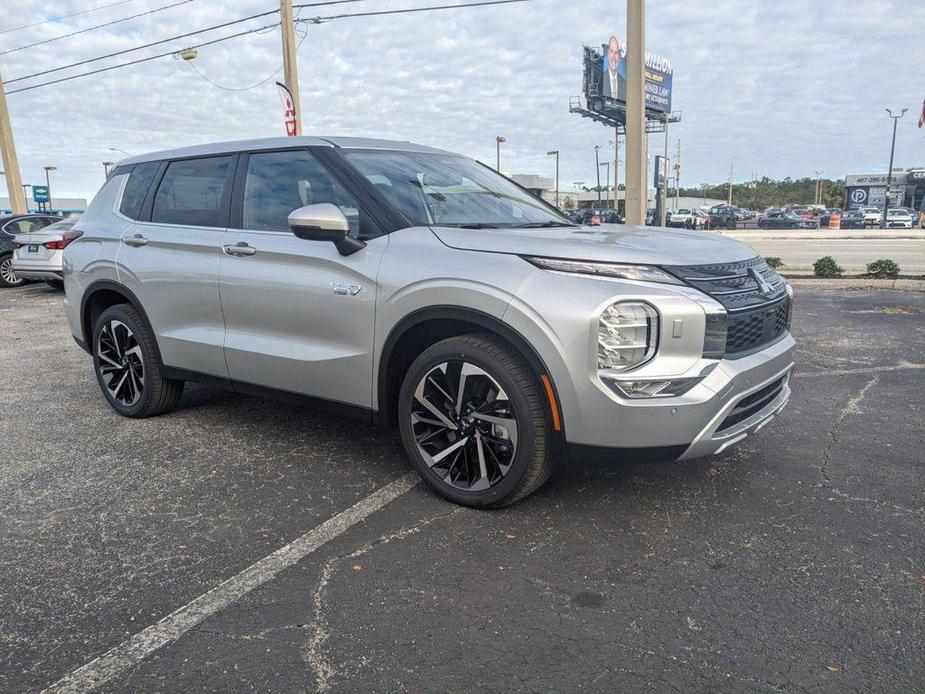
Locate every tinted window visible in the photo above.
<box><xmin>152</xmin><ymin>156</ymin><xmax>231</xmax><ymax>227</ymax></box>
<box><xmin>4</xmin><ymin>217</ymin><xmax>45</xmax><ymax>234</ymax></box>
<box><xmin>242</xmin><ymin>149</ymin><xmax>362</xmax><ymax>236</ymax></box>
<box><xmin>119</xmin><ymin>161</ymin><xmax>161</xmax><ymax>220</ymax></box>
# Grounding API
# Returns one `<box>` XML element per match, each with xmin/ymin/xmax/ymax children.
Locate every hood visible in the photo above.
<box><xmin>430</xmin><ymin>224</ymin><xmax>758</xmax><ymax>267</ymax></box>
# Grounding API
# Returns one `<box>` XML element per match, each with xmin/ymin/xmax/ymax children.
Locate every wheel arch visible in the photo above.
<box><xmin>376</xmin><ymin>306</ymin><xmax>566</xmax><ymax>445</ymax></box>
<box><xmin>80</xmin><ymin>280</ymin><xmax>154</xmax><ymax>352</ymax></box>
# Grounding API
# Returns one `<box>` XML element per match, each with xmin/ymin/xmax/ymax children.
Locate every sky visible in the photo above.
<box><xmin>1</xmin><ymin>0</ymin><xmax>924</xmax><ymax>200</ymax></box>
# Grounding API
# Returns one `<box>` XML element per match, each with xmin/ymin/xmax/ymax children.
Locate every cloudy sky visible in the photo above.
<box><xmin>1</xmin><ymin>0</ymin><xmax>924</xmax><ymax>200</ymax></box>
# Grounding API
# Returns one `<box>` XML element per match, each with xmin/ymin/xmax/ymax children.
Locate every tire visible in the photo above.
<box><xmin>397</xmin><ymin>333</ymin><xmax>553</xmax><ymax>508</ymax></box>
<box><xmin>0</xmin><ymin>254</ymin><xmax>25</xmax><ymax>288</ymax></box>
<box><xmin>92</xmin><ymin>303</ymin><xmax>184</xmax><ymax>418</ymax></box>
<box><xmin>45</xmin><ymin>279</ymin><xmax>64</xmax><ymax>290</ymax></box>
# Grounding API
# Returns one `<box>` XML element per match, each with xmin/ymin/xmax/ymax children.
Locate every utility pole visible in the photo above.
<box><xmin>727</xmin><ymin>164</ymin><xmax>734</xmax><ymax>204</ymax></box>
<box><xmin>882</xmin><ymin>107</ymin><xmax>906</xmax><ymax>228</ymax></box>
<box><xmin>624</xmin><ymin>0</ymin><xmax>646</xmax><ymax>226</ymax></box>
<box><xmin>612</xmin><ymin>131</ymin><xmax>619</xmax><ymax>213</ymax></box>
<box><xmin>659</xmin><ymin>116</ymin><xmax>669</xmax><ymax>225</ymax></box>
<box><xmin>495</xmin><ymin>135</ymin><xmax>506</xmax><ymax>172</ymax></box>
<box><xmin>44</xmin><ymin>165</ymin><xmax>56</xmax><ymax>212</ymax></box>
<box><xmin>594</xmin><ymin>144</ymin><xmax>602</xmax><ymax>206</ymax></box>
<box><xmin>280</xmin><ymin>0</ymin><xmax>302</xmax><ymax>136</ymax></box>
<box><xmin>546</xmin><ymin>150</ymin><xmax>559</xmax><ymax>209</ymax></box>
<box><xmin>674</xmin><ymin>138</ymin><xmax>681</xmax><ymax>209</ymax></box>
<box><xmin>0</xmin><ymin>71</ymin><xmax>27</xmax><ymax>214</ymax></box>
<box><xmin>813</xmin><ymin>170</ymin><xmax>823</xmax><ymax>205</ymax></box>
<box><xmin>600</xmin><ymin>161</ymin><xmax>610</xmax><ymax>208</ymax></box>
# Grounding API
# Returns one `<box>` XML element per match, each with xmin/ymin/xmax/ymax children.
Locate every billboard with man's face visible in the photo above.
<box><xmin>584</xmin><ymin>36</ymin><xmax>673</xmax><ymax>116</ymax></box>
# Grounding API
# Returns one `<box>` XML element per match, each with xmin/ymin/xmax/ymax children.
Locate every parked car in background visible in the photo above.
<box><xmin>758</xmin><ymin>211</ymin><xmax>815</xmax><ymax>229</ymax></box>
<box><xmin>12</xmin><ymin>216</ymin><xmax>81</xmax><ymax>289</ymax></box>
<box><xmin>838</xmin><ymin>210</ymin><xmax>867</xmax><ymax>229</ymax></box>
<box><xmin>667</xmin><ymin>208</ymin><xmax>698</xmax><ymax>228</ymax></box>
<box><xmin>737</xmin><ymin>208</ymin><xmax>756</xmax><ymax>220</ymax></box>
<box><xmin>885</xmin><ymin>208</ymin><xmax>913</xmax><ymax>229</ymax></box>
<box><xmin>63</xmin><ymin>135</ymin><xmax>795</xmax><ymax>507</ymax></box>
<box><xmin>894</xmin><ymin>207</ymin><xmax>920</xmax><ymax>225</ymax></box>
<box><xmin>693</xmin><ymin>209</ymin><xmax>711</xmax><ymax>229</ymax></box>
<box><xmin>0</xmin><ymin>213</ymin><xmax>63</xmax><ymax>288</ymax></box>
<box><xmin>858</xmin><ymin>207</ymin><xmax>882</xmax><ymax>227</ymax></box>
<box><xmin>709</xmin><ymin>204</ymin><xmax>739</xmax><ymax>229</ymax></box>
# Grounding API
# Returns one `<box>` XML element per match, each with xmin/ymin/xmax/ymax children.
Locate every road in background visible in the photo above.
<box><xmin>722</xmin><ymin>230</ymin><xmax>925</xmax><ymax>272</ymax></box>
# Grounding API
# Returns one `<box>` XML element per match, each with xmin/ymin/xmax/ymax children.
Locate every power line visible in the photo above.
<box><xmin>6</xmin><ymin>0</ymin><xmax>533</xmax><ymax>96</ymax></box>
<box><xmin>6</xmin><ymin>0</ymin><xmax>367</xmax><ymax>85</ymax></box>
<box><xmin>6</xmin><ymin>22</ymin><xmax>281</xmax><ymax>95</ymax></box>
<box><xmin>0</xmin><ymin>0</ymin><xmax>197</xmax><ymax>56</ymax></box>
<box><xmin>0</xmin><ymin>0</ymin><xmax>137</xmax><ymax>36</ymax></box>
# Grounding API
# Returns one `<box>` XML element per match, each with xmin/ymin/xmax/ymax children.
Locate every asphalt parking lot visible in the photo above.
<box><xmin>1</xmin><ymin>284</ymin><xmax>923</xmax><ymax>693</ymax></box>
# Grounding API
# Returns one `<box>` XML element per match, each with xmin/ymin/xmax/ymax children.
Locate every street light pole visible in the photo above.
<box><xmin>882</xmin><ymin>107</ymin><xmax>907</xmax><ymax>228</ymax></box>
<box><xmin>594</xmin><ymin>145</ymin><xmax>601</xmax><ymax>206</ymax></box>
<box><xmin>103</xmin><ymin>161</ymin><xmax>115</xmax><ymax>177</ymax></box>
<box><xmin>813</xmin><ymin>170</ymin><xmax>823</xmax><ymax>205</ymax></box>
<box><xmin>44</xmin><ymin>165</ymin><xmax>57</xmax><ymax>212</ymax></box>
<box><xmin>546</xmin><ymin>150</ymin><xmax>559</xmax><ymax>209</ymax></box>
<box><xmin>0</xmin><ymin>70</ymin><xmax>27</xmax><ymax>214</ymax></box>
<box><xmin>108</xmin><ymin>147</ymin><xmax>132</xmax><ymax>158</ymax></box>
<box><xmin>624</xmin><ymin>0</ymin><xmax>646</xmax><ymax>225</ymax></box>
<box><xmin>495</xmin><ymin>135</ymin><xmax>506</xmax><ymax>172</ymax></box>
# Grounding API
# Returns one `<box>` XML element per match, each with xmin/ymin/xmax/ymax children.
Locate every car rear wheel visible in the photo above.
<box><xmin>0</xmin><ymin>254</ymin><xmax>24</xmax><ymax>288</ymax></box>
<box><xmin>398</xmin><ymin>334</ymin><xmax>554</xmax><ymax>508</ymax></box>
<box><xmin>92</xmin><ymin>303</ymin><xmax>184</xmax><ymax>418</ymax></box>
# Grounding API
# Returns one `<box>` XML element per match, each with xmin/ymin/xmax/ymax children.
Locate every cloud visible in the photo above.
<box><xmin>1</xmin><ymin>0</ymin><xmax>923</xmax><ymax>200</ymax></box>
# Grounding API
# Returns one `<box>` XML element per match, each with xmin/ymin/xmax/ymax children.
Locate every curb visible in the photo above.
<box><xmin>785</xmin><ymin>278</ymin><xmax>925</xmax><ymax>291</ymax></box>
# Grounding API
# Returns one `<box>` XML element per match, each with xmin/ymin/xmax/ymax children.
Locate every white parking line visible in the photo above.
<box><xmin>43</xmin><ymin>472</ymin><xmax>420</xmax><ymax>693</ymax></box>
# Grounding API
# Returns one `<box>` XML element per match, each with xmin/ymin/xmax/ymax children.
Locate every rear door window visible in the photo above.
<box><xmin>119</xmin><ymin>161</ymin><xmax>161</xmax><ymax>220</ymax></box>
<box><xmin>152</xmin><ymin>156</ymin><xmax>232</xmax><ymax>227</ymax></box>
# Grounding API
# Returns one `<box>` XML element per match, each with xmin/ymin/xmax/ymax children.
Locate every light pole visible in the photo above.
<box><xmin>599</xmin><ymin>161</ymin><xmax>610</xmax><ymax>208</ymax></box>
<box><xmin>109</xmin><ymin>147</ymin><xmax>132</xmax><ymax>158</ymax></box>
<box><xmin>43</xmin><ymin>165</ymin><xmax>56</xmax><ymax>211</ymax></box>
<box><xmin>610</xmin><ymin>136</ymin><xmax>620</xmax><ymax>212</ymax></box>
<box><xmin>883</xmin><ymin>107</ymin><xmax>907</xmax><ymax>228</ymax></box>
<box><xmin>103</xmin><ymin>161</ymin><xmax>115</xmax><ymax>176</ymax></box>
<box><xmin>594</xmin><ymin>145</ymin><xmax>602</xmax><ymax>207</ymax></box>
<box><xmin>22</xmin><ymin>183</ymin><xmax>31</xmax><ymax>210</ymax></box>
<box><xmin>546</xmin><ymin>150</ymin><xmax>559</xmax><ymax>209</ymax></box>
<box><xmin>495</xmin><ymin>136</ymin><xmax>506</xmax><ymax>172</ymax></box>
<box><xmin>813</xmin><ymin>170</ymin><xmax>823</xmax><ymax>205</ymax></box>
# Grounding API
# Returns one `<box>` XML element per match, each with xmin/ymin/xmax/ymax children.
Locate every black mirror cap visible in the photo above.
<box><xmin>290</xmin><ymin>224</ymin><xmax>367</xmax><ymax>256</ymax></box>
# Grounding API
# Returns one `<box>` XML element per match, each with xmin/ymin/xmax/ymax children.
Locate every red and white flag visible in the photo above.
<box><xmin>275</xmin><ymin>81</ymin><xmax>297</xmax><ymax>136</ymax></box>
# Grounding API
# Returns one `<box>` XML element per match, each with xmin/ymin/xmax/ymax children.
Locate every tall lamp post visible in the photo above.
<box><xmin>594</xmin><ymin>145</ymin><xmax>602</xmax><ymax>206</ymax></box>
<box><xmin>43</xmin><ymin>165</ymin><xmax>56</xmax><ymax>212</ymax></box>
<box><xmin>813</xmin><ymin>169</ymin><xmax>823</xmax><ymax>205</ymax></box>
<box><xmin>546</xmin><ymin>150</ymin><xmax>559</xmax><ymax>209</ymax></box>
<box><xmin>882</xmin><ymin>107</ymin><xmax>907</xmax><ymax>228</ymax></box>
<box><xmin>599</xmin><ymin>161</ymin><xmax>610</xmax><ymax>208</ymax></box>
<box><xmin>495</xmin><ymin>136</ymin><xmax>506</xmax><ymax>172</ymax></box>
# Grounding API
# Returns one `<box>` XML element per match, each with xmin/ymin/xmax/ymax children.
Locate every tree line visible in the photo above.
<box><xmin>677</xmin><ymin>176</ymin><xmax>845</xmax><ymax>209</ymax></box>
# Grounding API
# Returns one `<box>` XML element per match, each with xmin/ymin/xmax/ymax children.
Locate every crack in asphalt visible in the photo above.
<box><xmin>302</xmin><ymin>506</ymin><xmax>463</xmax><ymax>692</ymax></box>
<box><xmin>819</xmin><ymin>376</ymin><xmax>878</xmax><ymax>485</ymax></box>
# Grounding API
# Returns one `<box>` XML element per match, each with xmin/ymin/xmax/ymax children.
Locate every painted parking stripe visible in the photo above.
<box><xmin>43</xmin><ymin>472</ymin><xmax>420</xmax><ymax>693</ymax></box>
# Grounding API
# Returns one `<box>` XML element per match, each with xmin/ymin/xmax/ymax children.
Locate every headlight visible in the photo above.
<box><xmin>598</xmin><ymin>301</ymin><xmax>658</xmax><ymax>372</ymax></box>
<box><xmin>523</xmin><ymin>257</ymin><xmax>683</xmax><ymax>285</ymax></box>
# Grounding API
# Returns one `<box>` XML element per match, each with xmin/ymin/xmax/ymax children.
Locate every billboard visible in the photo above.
<box><xmin>583</xmin><ymin>36</ymin><xmax>673</xmax><ymax>116</ymax></box>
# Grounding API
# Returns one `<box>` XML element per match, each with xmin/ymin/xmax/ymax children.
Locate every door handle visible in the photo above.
<box><xmin>123</xmin><ymin>233</ymin><xmax>147</xmax><ymax>247</ymax></box>
<box><xmin>222</xmin><ymin>242</ymin><xmax>257</xmax><ymax>257</ymax></box>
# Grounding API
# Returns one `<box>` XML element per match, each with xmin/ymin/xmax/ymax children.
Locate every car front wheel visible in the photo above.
<box><xmin>398</xmin><ymin>334</ymin><xmax>554</xmax><ymax>508</ymax></box>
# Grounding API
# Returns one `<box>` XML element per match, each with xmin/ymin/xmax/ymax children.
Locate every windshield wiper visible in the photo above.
<box><xmin>448</xmin><ymin>222</ymin><xmax>501</xmax><ymax>229</ymax></box>
<box><xmin>514</xmin><ymin>221</ymin><xmax>576</xmax><ymax>228</ymax></box>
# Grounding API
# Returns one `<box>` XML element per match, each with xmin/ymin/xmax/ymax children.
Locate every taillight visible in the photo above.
<box><xmin>44</xmin><ymin>229</ymin><xmax>83</xmax><ymax>250</ymax></box>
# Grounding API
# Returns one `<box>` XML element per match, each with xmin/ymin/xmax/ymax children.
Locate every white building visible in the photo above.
<box><xmin>1</xmin><ymin>196</ymin><xmax>88</xmax><ymax>215</ymax></box>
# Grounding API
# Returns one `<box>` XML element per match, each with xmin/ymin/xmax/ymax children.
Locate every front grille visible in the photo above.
<box><xmin>726</xmin><ymin>298</ymin><xmax>790</xmax><ymax>355</ymax></box>
<box><xmin>716</xmin><ymin>376</ymin><xmax>785</xmax><ymax>432</ymax></box>
<box><xmin>666</xmin><ymin>257</ymin><xmax>792</xmax><ymax>356</ymax></box>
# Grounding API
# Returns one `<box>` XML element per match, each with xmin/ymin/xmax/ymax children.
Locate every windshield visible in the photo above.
<box><xmin>343</xmin><ymin>150</ymin><xmax>572</xmax><ymax>228</ymax></box>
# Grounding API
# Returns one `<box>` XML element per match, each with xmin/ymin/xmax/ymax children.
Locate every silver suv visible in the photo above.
<box><xmin>63</xmin><ymin>137</ymin><xmax>794</xmax><ymax>507</ymax></box>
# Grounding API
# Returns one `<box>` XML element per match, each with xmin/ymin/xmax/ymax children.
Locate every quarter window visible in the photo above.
<box><xmin>119</xmin><ymin>161</ymin><xmax>161</xmax><ymax>220</ymax></box>
<box><xmin>242</xmin><ymin>149</ymin><xmax>361</xmax><ymax>236</ymax></box>
<box><xmin>152</xmin><ymin>156</ymin><xmax>231</xmax><ymax>227</ymax></box>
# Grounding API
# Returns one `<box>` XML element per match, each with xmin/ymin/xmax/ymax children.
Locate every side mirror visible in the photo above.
<box><xmin>287</xmin><ymin>203</ymin><xmax>366</xmax><ymax>256</ymax></box>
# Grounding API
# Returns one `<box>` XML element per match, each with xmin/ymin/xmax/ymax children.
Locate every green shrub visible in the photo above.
<box><xmin>764</xmin><ymin>256</ymin><xmax>784</xmax><ymax>269</ymax></box>
<box><xmin>866</xmin><ymin>259</ymin><xmax>900</xmax><ymax>278</ymax></box>
<box><xmin>813</xmin><ymin>256</ymin><xmax>844</xmax><ymax>278</ymax></box>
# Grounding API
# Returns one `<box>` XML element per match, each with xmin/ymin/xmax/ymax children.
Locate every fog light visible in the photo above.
<box><xmin>603</xmin><ymin>377</ymin><xmax>701</xmax><ymax>399</ymax></box>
